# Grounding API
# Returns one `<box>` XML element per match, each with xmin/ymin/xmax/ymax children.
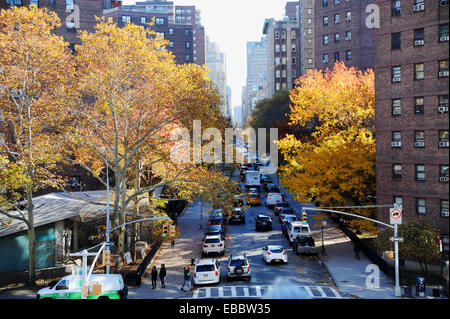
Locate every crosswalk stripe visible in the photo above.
<box><xmin>191</xmin><ymin>285</ymin><xmax>341</xmax><ymax>299</ymax></box>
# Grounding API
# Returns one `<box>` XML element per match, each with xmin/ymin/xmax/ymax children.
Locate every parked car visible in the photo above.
<box><xmin>205</xmin><ymin>225</ymin><xmax>226</xmax><ymax>236</ymax></box>
<box><xmin>202</xmin><ymin>235</ymin><xmax>225</xmax><ymax>256</ymax></box>
<box><xmin>229</xmin><ymin>207</ymin><xmax>245</xmax><ymax>224</ymax></box>
<box><xmin>286</xmin><ymin>221</ymin><xmax>311</xmax><ymax>245</ymax></box>
<box><xmin>37</xmin><ymin>274</ymin><xmax>127</xmax><ymax>299</ymax></box>
<box><xmin>281</xmin><ymin>215</ymin><xmax>298</xmax><ymax>237</ymax></box>
<box><xmin>255</xmin><ymin>214</ymin><xmax>272</xmax><ymax>231</ymax></box>
<box><xmin>226</xmin><ymin>255</ymin><xmax>251</xmax><ymax>281</ymax></box>
<box><xmin>278</xmin><ymin>207</ymin><xmax>296</xmax><ymax>222</ymax></box>
<box><xmin>293</xmin><ymin>236</ymin><xmax>317</xmax><ymax>255</ymax></box>
<box><xmin>273</xmin><ymin>202</ymin><xmax>290</xmax><ymax>215</ymax></box>
<box><xmin>262</xmin><ymin>245</ymin><xmax>288</xmax><ymax>264</ymax></box>
<box><xmin>248</xmin><ymin>187</ymin><xmax>259</xmax><ymax>194</ymax></box>
<box><xmin>193</xmin><ymin>258</ymin><xmax>221</xmax><ymax>286</ymax></box>
<box><xmin>247</xmin><ymin>193</ymin><xmax>261</xmax><ymax>206</ymax></box>
<box><xmin>266</xmin><ymin>193</ymin><xmax>283</xmax><ymax>208</ymax></box>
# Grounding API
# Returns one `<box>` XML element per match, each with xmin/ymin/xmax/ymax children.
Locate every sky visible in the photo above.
<box><xmin>122</xmin><ymin>0</ymin><xmax>287</xmax><ymax>109</ymax></box>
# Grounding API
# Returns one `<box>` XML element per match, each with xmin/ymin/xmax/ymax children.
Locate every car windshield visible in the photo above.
<box><xmin>208</xmin><ymin>226</ymin><xmax>222</xmax><ymax>231</ymax></box>
<box><xmin>258</xmin><ymin>216</ymin><xmax>270</xmax><ymax>221</ymax></box>
<box><xmin>205</xmin><ymin>231</ymin><xmax>220</xmax><ymax>236</ymax></box>
<box><xmin>285</xmin><ymin>216</ymin><xmax>297</xmax><ymax>221</ymax></box>
<box><xmin>301</xmin><ymin>227</ymin><xmax>309</xmax><ymax>233</ymax></box>
<box><xmin>269</xmin><ymin>248</ymin><xmax>283</xmax><ymax>253</ymax></box>
<box><xmin>276</xmin><ymin>203</ymin><xmax>289</xmax><ymax>208</ymax></box>
<box><xmin>205</xmin><ymin>238</ymin><xmax>220</xmax><ymax>243</ymax></box>
<box><xmin>230</xmin><ymin>259</ymin><xmax>248</xmax><ymax>267</ymax></box>
<box><xmin>196</xmin><ymin>265</ymin><xmax>215</xmax><ymax>272</ymax></box>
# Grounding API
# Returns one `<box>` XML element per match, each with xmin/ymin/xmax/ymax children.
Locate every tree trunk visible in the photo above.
<box><xmin>26</xmin><ymin>190</ymin><xmax>36</xmax><ymax>286</ymax></box>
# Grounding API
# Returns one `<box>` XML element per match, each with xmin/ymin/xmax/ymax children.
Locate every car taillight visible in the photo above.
<box><xmin>194</xmin><ymin>273</ymin><xmax>196</xmax><ymax>277</ymax></box>
<box><xmin>267</xmin><ymin>252</ymin><xmax>271</xmax><ymax>255</ymax></box>
<box><xmin>218</xmin><ymin>243</ymin><xmax>223</xmax><ymax>247</ymax></box>
<box><xmin>204</xmin><ymin>244</ymin><xmax>208</xmax><ymax>247</ymax></box>
<box><xmin>256</xmin><ymin>220</ymin><xmax>261</xmax><ymax>223</ymax></box>
<box><xmin>247</xmin><ymin>266</ymin><xmax>250</xmax><ymax>271</ymax></box>
<box><xmin>268</xmin><ymin>220</ymin><xmax>272</xmax><ymax>223</ymax></box>
<box><xmin>228</xmin><ymin>267</ymin><xmax>230</xmax><ymax>272</ymax></box>
<box><xmin>215</xmin><ymin>271</ymin><xmax>218</xmax><ymax>276</ymax></box>
<box><xmin>283</xmin><ymin>251</ymin><xmax>286</xmax><ymax>255</ymax></box>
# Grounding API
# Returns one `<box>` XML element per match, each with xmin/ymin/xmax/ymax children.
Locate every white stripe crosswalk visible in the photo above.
<box><xmin>191</xmin><ymin>285</ymin><xmax>342</xmax><ymax>299</ymax></box>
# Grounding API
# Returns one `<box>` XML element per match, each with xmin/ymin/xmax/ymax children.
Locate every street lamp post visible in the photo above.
<box><xmin>321</xmin><ymin>220</ymin><xmax>326</xmax><ymax>256</ymax></box>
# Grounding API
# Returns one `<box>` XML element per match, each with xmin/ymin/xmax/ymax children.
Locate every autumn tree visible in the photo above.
<box><xmin>67</xmin><ymin>18</ymin><xmax>227</xmax><ymax>258</ymax></box>
<box><xmin>278</xmin><ymin>63</ymin><xmax>376</xmax><ymax>232</ymax></box>
<box><xmin>377</xmin><ymin>217</ymin><xmax>441</xmax><ymax>275</ymax></box>
<box><xmin>0</xmin><ymin>5</ymin><xmax>73</xmax><ymax>284</ymax></box>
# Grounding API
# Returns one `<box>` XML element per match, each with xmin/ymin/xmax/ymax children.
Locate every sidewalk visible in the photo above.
<box><xmin>316</xmin><ymin>224</ymin><xmax>399</xmax><ymax>299</ymax></box>
<box><xmin>128</xmin><ymin>200</ymin><xmax>205</xmax><ymax>299</ymax></box>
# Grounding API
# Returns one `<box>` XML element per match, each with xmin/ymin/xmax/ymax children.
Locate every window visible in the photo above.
<box><xmin>282</xmin><ymin>70</ymin><xmax>287</xmax><ymax>78</ymax></box>
<box><xmin>394</xmin><ymin>197</ymin><xmax>403</xmax><ymax>208</ymax></box>
<box><xmin>439</xmin><ymin>130</ymin><xmax>449</xmax><ymax>147</ymax></box>
<box><xmin>292</xmin><ymin>70</ymin><xmax>297</xmax><ymax>78</ymax></box>
<box><xmin>275</xmin><ymin>57</ymin><xmax>280</xmax><ymax>65</ymax></box>
<box><xmin>291</xmin><ymin>31</ymin><xmax>296</xmax><ymax>39</ymax></box>
<box><xmin>308</xmin><ymin>58</ymin><xmax>313</xmax><ymax>64</ymax></box>
<box><xmin>441</xmin><ymin>0</ymin><xmax>449</xmax><ymax>7</ymax></box>
<box><xmin>438</xmin><ymin>60</ymin><xmax>449</xmax><ymax>77</ymax></box>
<box><xmin>414</xmin><ymin>28</ymin><xmax>424</xmax><ymax>46</ymax></box>
<box><xmin>282</xmin><ymin>57</ymin><xmax>287</xmax><ymax>65</ymax></box>
<box><xmin>440</xmin><ymin>165</ymin><xmax>449</xmax><ymax>182</ymax></box>
<box><xmin>282</xmin><ymin>44</ymin><xmax>286</xmax><ymax>52</ymax></box>
<box><xmin>439</xmin><ymin>24</ymin><xmax>449</xmax><ymax>42</ymax></box>
<box><xmin>345</xmin><ymin>31</ymin><xmax>352</xmax><ymax>41</ymax></box>
<box><xmin>323</xmin><ymin>54</ymin><xmax>329</xmax><ymax>64</ymax></box>
<box><xmin>122</xmin><ymin>15</ymin><xmax>131</xmax><ymax>24</ymax></box>
<box><xmin>334</xmin><ymin>14</ymin><xmax>340</xmax><ymax>24</ymax></box>
<box><xmin>140</xmin><ymin>17</ymin><xmax>147</xmax><ymax>25</ymax></box>
<box><xmin>323</xmin><ymin>35</ymin><xmax>329</xmax><ymax>45</ymax></box>
<box><xmin>291</xmin><ymin>44</ymin><xmax>296</xmax><ymax>52</ymax></box>
<box><xmin>414</xmin><ymin>97</ymin><xmax>424</xmax><ymax>114</ymax></box>
<box><xmin>441</xmin><ymin>200</ymin><xmax>449</xmax><ymax>218</ymax></box>
<box><xmin>281</xmin><ymin>31</ymin><xmax>286</xmax><ymax>39</ymax></box>
<box><xmin>414</xmin><ymin>0</ymin><xmax>425</xmax><ymax>11</ymax></box>
<box><xmin>66</xmin><ymin>0</ymin><xmax>74</xmax><ymax>11</ymax></box>
<box><xmin>307</xmin><ymin>8</ymin><xmax>312</xmax><ymax>15</ymax></box>
<box><xmin>392</xmin><ymin>66</ymin><xmax>401</xmax><ymax>82</ymax></box>
<box><xmin>414</xmin><ymin>63</ymin><xmax>424</xmax><ymax>80</ymax></box>
<box><xmin>184</xmin><ymin>29</ymin><xmax>190</xmax><ymax>36</ymax></box>
<box><xmin>323</xmin><ymin>17</ymin><xmax>329</xmax><ymax>26</ymax></box>
<box><xmin>169</xmin><ymin>41</ymin><xmax>174</xmax><ymax>48</ymax></box>
<box><xmin>439</xmin><ymin>95</ymin><xmax>449</xmax><ymax>112</ymax></box>
<box><xmin>416</xmin><ymin>198</ymin><xmax>426</xmax><ymax>215</ymax></box>
<box><xmin>414</xmin><ymin>131</ymin><xmax>425</xmax><ymax>148</ymax></box>
<box><xmin>392</xmin><ymin>99</ymin><xmax>401</xmax><ymax>115</ymax></box>
<box><xmin>392</xmin><ymin>0</ymin><xmax>401</xmax><ymax>16</ymax></box>
<box><xmin>292</xmin><ymin>57</ymin><xmax>297</xmax><ymax>65</ymax></box>
<box><xmin>334</xmin><ymin>33</ymin><xmax>340</xmax><ymax>43</ymax></box>
<box><xmin>185</xmin><ymin>42</ymin><xmax>190</xmax><ymax>49</ymax></box>
<box><xmin>392</xmin><ymin>131</ymin><xmax>402</xmax><ymax>147</ymax></box>
<box><xmin>30</xmin><ymin>0</ymin><xmax>38</xmax><ymax>6</ymax></box>
<box><xmin>276</xmin><ymin>70</ymin><xmax>281</xmax><ymax>78</ymax></box>
<box><xmin>345</xmin><ymin>11</ymin><xmax>352</xmax><ymax>21</ymax></box>
<box><xmin>275</xmin><ymin>45</ymin><xmax>280</xmax><ymax>53</ymax></box>
<box><xmin>416</xmin><ymin>164</ymin><xmax>426</xmax><ymax>181</ymax></box>
<box><xmin>393</xmin><ymin>164</ymin><xmax>402</xmax><ymax>179</ymax></box>
<box><xmin>275</xmin><ymin>31</ymin><xmax>280</xmax><ymax>39</ymax></box>
<box><xmin>155</xmin><ymin>17</ymin><xmax>165</xmax><ymax>25</ymax></box>
<box><xmin>6</xmin><ymin>0</ymin><xmax>23</xmax><ymax>5</ymax></box>
<box><xmin>335</xmin><ymin>0</ymin><xmax>340</xmax><ymax>4</ymax></box>
<box><xmin>185</xmin><ymin>55</ymin><xmax>191</xmax><ymax>62</ymax></box>
<box><xmin>307</xmin><ymin>28</ymin><xmax>313</xmax><ymax>35</ymax></box>
<box><xmin>169</xmin><ymin>28</ymin><xmax>174</xmax><ymax>35</ymax></box>
<box><xmin>276</xmin><ymin>83</ymin><xmax>281</xmax><ymax>91</ymax></box>
<box><xmin>307</xmin><ymin>38</ymin><xmax>313</xmax><ymax>45</ymax></box>
<box><xmin>323</xmin><ymin>0</ymin><xmax>329</xmax><ymax>7</ymax></box>
<box><xmin>346</xmin><ymin>50</ymin><xmax>352</xmax><ymax>60</ymax></box>
<box><xmin>334</xmin><ymin>51</ymin><xmax>340</xmax><ymax>62</ymax></box>
<box><xmin>307</xmin><ymin>18</ymin><xmax>313</xmax><ymax>25</ymax></box>
<box><xmin>391</xmin><ymin>32</ymin><xmax>401</xmax><ymax>50</ymax></box>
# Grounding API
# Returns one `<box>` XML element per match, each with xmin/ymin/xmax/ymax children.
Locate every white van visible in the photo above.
<box><xmin>37</xmin><ymin>274</ymin><xmax>127</xmax><ymax>299</ymax></box>
<box><xmin>265</xmin><ymin>193</ymin><xmax>283</xmax><ymax>208</ymax></box>
<box><xmin>286</xmin><ymin>221</ymin><xmax>311</xmax><ymax>245</ymax></box>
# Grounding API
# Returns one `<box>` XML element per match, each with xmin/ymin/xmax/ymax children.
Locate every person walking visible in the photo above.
<box><xmin>159</xmin><ymin>264</ymin><xmax>167</xmax><ymax>288</ymax></box>
<box><xmin>354</xmin><ymin>242</ymin><xmax>360</xmax><ymax>260</ymax></box>
<box><xmin>151</xmin><ymin>266</ymin><xmax>158</xmax><ymax>289</ymax></box>
<box><xmin>181</xmin><ymin>266</ymin><xmax>191</xmax><ymax>292</ymax></box>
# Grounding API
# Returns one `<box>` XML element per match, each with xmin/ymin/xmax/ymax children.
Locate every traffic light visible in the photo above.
<box><xmin>302</xmin><ymin>212</ymin><xmax>308</xmax><ymax>224</ymax></box>
<box><xmin>162</xmin><ymin>221</ymin><xmax>169</xmax><ymax>238</ymax></box>
<box><xmin>103</xmin><ymin>249</ymin><xmax>111</xmax><ymax>266</ymax></box>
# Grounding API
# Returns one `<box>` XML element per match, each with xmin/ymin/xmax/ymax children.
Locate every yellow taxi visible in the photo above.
<box><xmin>246</xmin><ymin>193</ymin><xmax>261</xmax><ymax>206</ymax></box>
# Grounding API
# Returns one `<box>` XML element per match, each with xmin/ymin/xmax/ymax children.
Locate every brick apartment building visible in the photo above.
<box><xmin>298</xmin><ymin>0</ymin><xmax>316</xmax><ymax>75</ymax></box>
<box><xmin>262</xmin><ymin>2</ymin><xmax>301</xmax><ymax>98</ymax></box>
<box><xmin>375</xmin><ymin>0</ymin><xmax>449</xmax><ymax>238</ymax></box>
<box><xmin>315</xmin><ymin>0</ymin><xmax>375</xmax><ymax>71</ymax></box>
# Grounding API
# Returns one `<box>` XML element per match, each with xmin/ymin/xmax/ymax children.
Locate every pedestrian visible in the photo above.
<box><xmin>159</xmin><ymin>264</ymin><xmax>167</xmax><ymax>288</ymax></box>
<box><xmin>354</xmin><ymin>242</ymin><xmax>360</xmax><ymax>260</ymax></box>
<box><xmin>181</xmin><ymin>266</ymin><xmax>191</xmax><ymax>292</ymax></box>
<box><xmin>151</xmin><ymin>266</ymin><xmax>158</xmax><ymax>289</ymax></box>
<box><xmin>171</xmin><ymin>240</ymin><xmax>175</xmax><ymax>248</ymax></box>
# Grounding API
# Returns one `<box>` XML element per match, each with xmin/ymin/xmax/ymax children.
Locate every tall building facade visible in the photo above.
<box><xmin>175</xmin><ymin>5</ymin><xmax>206</xmax><ymax>65</ymax></box>
<box><xmin>375</xmin><ymin>0</ymin><xmax>449</xmax><ymax>238</ymax></box>
<box><xmin>298</xmin><ymin>0</ymin><xmax>316</xmax><ymax>75</ymax></box>
<box><xmin>263</xmin><ymin>14</ymin><xmax>301</xmax><ymax>98</ymax></box>
<box><xmin>243</xmin><ymin>37</ymin><xmax>268</xmax><ymax>124</ymax></box>
<box><xmin>206</xmin><ymin>36</ymin><xmax>228</xmax><ymax>118</ymax></box>
<box><xmin>315</xmin><ymin>0</ymin><xmax>375</xmax><ymax>71</ymax></box>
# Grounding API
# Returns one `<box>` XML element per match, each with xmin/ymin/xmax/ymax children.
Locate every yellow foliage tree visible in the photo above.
<box><xmin>279</xmin><ymin>62</ymin><xmax>376</xmax><ymax>232</ymax></box>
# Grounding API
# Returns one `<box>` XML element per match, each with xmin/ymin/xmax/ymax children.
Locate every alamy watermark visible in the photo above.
<box><xmin>365</xmin><ymin>264</ymin><xmax>380</xmax><ymax>289</ymax></box>
<box><xmin>169</xmin><ymin>120</ymin><xmax>278</xmax><ymax>173</ymax></box>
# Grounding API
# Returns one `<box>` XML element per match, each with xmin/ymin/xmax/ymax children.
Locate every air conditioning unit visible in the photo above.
<box><xmin>413</xmin><ymin>3</ymin><xmax>425</xmax><ymax>11</ymax></box>
<box><xmin>414</xmin><ymin>40</ymin><xmax>424</xmax><ymax>46</ymax></box>
<box><xmin>439</xmin><ymin>141</ymin><xmax>450</xmax><ymax>147</ymax></box>
<box><xmin>392</xmin><ymin>77</ymin><xmax>401</xmax><ymax>83</ymax></box>
<box><xmin>440</xmin><ymin>176</ymin><xmax>449</xmax><ymax>182</ymax></box>
<box><xmin>391</xmin><ymin>141</ymin><xmax>402</xmax><ymax>147</ymax></box>
<box><xmin>393</xmin><ymin>109</ymin><xmax>401</xmax><ymax>115</ymax></box>
<box><xmin>323</xmin><ymin>60</ymin><xmax>328</xmax><ymax>64</ymax></box>
<box><xmin>442</xmin><ymin>210</ymin><xmax>450</xmax><ymax>217</ymax></box>
<box><xmin>345</xmin><ymin>36</ymin><xmax>351</xmax><ymax>41</ymax></box>
<box><xmin>438</xmin><ymin>106</ymin><xmax>449</xmax><ymax>113</ymax></box>
<box><xmin>414</xmin><ymin>141</ymin><xmax>425</xmax><ymax>147</ymax></box>
<box><xmin>439</xmin><ymin>71</ymin><xmax>449</xmax><ymax>77</ymax></box>
<box><xmin>345</xmin><ymin>17</ymin><xmax>351</xmax><ymax>22</ymax></box>
<box><xmin>440</xmin><ymin>35</ymin><xmax>449</xmax><ymax>42</ymax></box>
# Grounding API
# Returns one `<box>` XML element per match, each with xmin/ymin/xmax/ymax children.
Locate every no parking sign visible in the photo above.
<box><xmin>389</xmin><ymin>208</ymin><xmax>402</xmax><ymax>225</ymax></box>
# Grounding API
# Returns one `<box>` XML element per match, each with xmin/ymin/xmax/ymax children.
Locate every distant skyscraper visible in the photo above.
<box><xmin>206</xmin><ymin>36</ymin><xmax>228</xmax><ymax>118</ymax></box>
<box><xmin>233</xmin><ymin>106</ymin><xmax>243</xmax><ymax>126</ymax></box>
<box><xmin>226</xmin><ymin>86</ymin><xmax>232</xmax><ymax>120</ymax></box>
<box><xmin>243</xmin><ymin>37</ymin><xmax>268</xmax><ymax>124</ymax></box>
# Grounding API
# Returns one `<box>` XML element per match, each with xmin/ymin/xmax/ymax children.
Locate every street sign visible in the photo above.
<box><xmin>390</xmin><ymin>237</ymin><xmax>404</xmax><ymax>242</ymax></box>
<box><xmin>389</xmin><ymin>208</ymin><xmax>402</xmax><ymax>225</ymax></box>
